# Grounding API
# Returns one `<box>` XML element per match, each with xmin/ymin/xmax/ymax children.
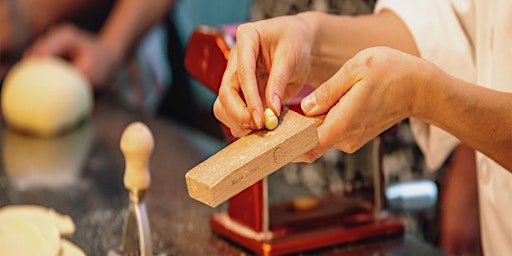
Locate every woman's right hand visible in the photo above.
<box><xmin>213</xmin><ymin>14</ymin><xmax>316</xmax><ymax>137</ymax></box>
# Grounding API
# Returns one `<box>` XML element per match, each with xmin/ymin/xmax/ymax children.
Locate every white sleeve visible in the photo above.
<box><xmin>375</xmin><ymin>0</ymin><xmax>476</xmax><ymax>171</ymax></box>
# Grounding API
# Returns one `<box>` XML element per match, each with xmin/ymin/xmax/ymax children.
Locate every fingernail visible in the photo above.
<box><xmin>301</xmin><ymin>94</ymin><xmax>316</xmax><ymax>114</ymax></box>
<box><xmin>253</xmin><ymin>109</ymin><xmax>262</xmax><ymax>129</ymax></box>
<box><xmin>272</xmin><ymin>94</ymin><xmax>281</xmax><ymax>116</ymax></box>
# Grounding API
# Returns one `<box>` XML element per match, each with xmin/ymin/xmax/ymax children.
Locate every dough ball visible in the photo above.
<box><xmin>1</xmin><ymin>57</ymin><xmax>93</xmax><ymax>137</ymax></box>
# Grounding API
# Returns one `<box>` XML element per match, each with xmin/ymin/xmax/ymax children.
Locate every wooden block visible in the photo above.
<box><xmin>186</xmin><ymin>109</ymin><xmax>320</xmax><ymax>207</ymax></box>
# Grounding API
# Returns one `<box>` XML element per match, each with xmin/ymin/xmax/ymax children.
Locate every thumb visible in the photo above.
<box><xmin>300</xmin><ymin>81</ymin><xmax>339</xmax><ymax>117</ymax></box>
<box><xmin>301</xmin><ymin>64</ymin><xmax>354</xmax><ymax>116</ymax></box>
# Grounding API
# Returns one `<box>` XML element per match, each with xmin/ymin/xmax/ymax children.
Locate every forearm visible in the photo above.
<box><xmin>19</xmin><ymin>0</ymin><xmax>97</xmax><ymax>36</ymax></box>
<box><xmin>297</xmin><ymin>11</ymin><xmax>418</xmax><ymax>87</ymax></box>
<box><xmin>99</xmin><ymin>0</ymin><xmax>175</xmax><ymax>63</ymax></box>
<box><xmin>414</xmin><ymin>65</ymin><xmax>512</xmax><ymax>171</ymax></box>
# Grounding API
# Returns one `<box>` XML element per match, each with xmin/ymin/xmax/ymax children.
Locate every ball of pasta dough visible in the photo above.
<box><xmin>1</xmin><ymin>57</ymin><xmax>93</xmax><ymax>137</ymax></box>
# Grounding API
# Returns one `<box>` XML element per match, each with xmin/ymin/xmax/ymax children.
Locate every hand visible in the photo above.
<box><xmin>213</xmin><ymin>15</ymin><xmax>315</xmax><ymax>137</ymax></box>
<box><xmin>299</xmin><ymin>47</ymin><xmax>427</xmax><ymax>162</ymax></box>
<box><xmin>24</xmin><ymin>23</ymin><xmax>119</xmax><ymax>88</ymax></box>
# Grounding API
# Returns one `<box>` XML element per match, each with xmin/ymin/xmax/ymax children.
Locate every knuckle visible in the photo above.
<box><xmin>335</xmin><ymin>141</ymin><xmax>359</xmax><ymax>154</ymax></box>
<box><xmin>344</xmin><ymin>145</ymin><xmax>358</xmax><ymax>154</ymax></box>
<box><xmin>236</xmin><ymin>22</ymin><xmax>257</xmax><ymax>39</ymax></box>
<box><xmin>212</xmin><ymin>99</ymin><xmax>222</xmax><ymax>119</ymax></box>
<box><xmin>231</xmin><ymin>127</ymin><xmax>250</xmax><ymax>138</ymax></box>
<box><xmin>301</xmin><ymin>150</ymin><xmax>321</xmax><ymax>163</ymax></box>
<box><xmin>269</xmin><ymin>73</ymin><xmax>288</xmax><ymax>89</ymax></box>
<box><xmin>237</xmin><ymin>62</ymin><xmax>251</xmax><ymax>80</ymax></box>
<box><xmin>216</xmin><ymin>86</ymin><xmax>233</xmax><ymax>107</ymax></box>
<box><xmin>314</xmin><ymin>83</ymin><xmax>333</xmax><ymax>105</ymax></box>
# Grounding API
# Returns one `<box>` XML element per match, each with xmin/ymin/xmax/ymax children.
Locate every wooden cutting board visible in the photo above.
<box><xmin>185</xmin><ymin>109</ymin><xmax>321</xmax><ymax>207</ymax></box>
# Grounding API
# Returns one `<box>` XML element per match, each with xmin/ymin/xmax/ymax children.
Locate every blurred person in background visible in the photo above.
<box><xmin>1</xmin><ymin>0</ymin><xmax>176</xmax><ymax>114</ymax></box>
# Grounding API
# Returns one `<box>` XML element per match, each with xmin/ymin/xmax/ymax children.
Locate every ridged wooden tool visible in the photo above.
<box><xmin>185</xmin><ymin>109</ymin><xmax>322</xmax><ymax>207</ymax></box>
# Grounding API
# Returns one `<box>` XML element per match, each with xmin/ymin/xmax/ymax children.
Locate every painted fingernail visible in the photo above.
<box><xmin>272</xmin><ymin>94</ymin><xmax>281</xmax><ymax>116</ymax></box>
<box><xmin>253</xmin><ymin>109</ymin><xmax>262</xmax><ymax>129</ymax></box>
<box><xmin>301</xmin><ymin>94</ymin><xmax>316</xmax><ymax>114</ymax></box>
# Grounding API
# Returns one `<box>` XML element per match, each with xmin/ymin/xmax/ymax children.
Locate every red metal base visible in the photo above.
<box><xmin>211</xmin><ymin>197</ymin><xmax>404</xmax><ymax>255</ymax></box>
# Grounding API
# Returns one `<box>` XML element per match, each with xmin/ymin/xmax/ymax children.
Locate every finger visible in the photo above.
<box><xmin>292</xmin><ymin>143</ymin><xmax>331</xmax><ymax>163</ymax></box>
<box><xmin>264</xmin><ymin>47</ymin><xmax>296</xmax><ymax>116</ymax></box>
<box><xmin>293</xmin><ymin>94</ymin><xmax>359</xmax><ymax>163</ymax></box>
<box><xmin>292</xmin><ymin>112</ymin><xmax>354</xmax><ymax>163</ymax></box>
<box><xmin>24</xmin><ymin>24</ymin><xmax>80</xmax><ymax>58</ymax></box>
<box><xmin>213</xmin><ymin>98</ymin><xmax>251</xmax><ymax>137</ymax></box>
<box><xmin>217</xmin><ymin>50</ymin><xmax>254</xmax><ymax>131</ymax></box>
<box><xmin>230</xmin><ymin>126</ymin><xmax>252</xmax><ymax>138</ymax></box>
<box><xmin>301</xmin><ymin>57</ymin><xmax>362</xmax><ymax>116</ymax></box>
<box><xmin>314</xmin><ymin>81</ymin><xmax>371</xmax><ymax>154</ymax></box>
<box><xmin>235</xmin><ymin>23</ymin><xmax>264</xmax><ymax>129</ymax></box>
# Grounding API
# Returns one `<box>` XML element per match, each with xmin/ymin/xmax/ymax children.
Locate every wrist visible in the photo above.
<box><xmin>296</xmin><ymin>12</ymin><xmax>320</xmax><ymax>45</ymax></box>
<box><xmin>296</xmin><ymin>11</ymin><xmax>329</xmax><ymax>87</ymax></box>
<box><xmin>409</xmin><ymin>59</ymin><xmax>441</xmax><ymax>120</ymax></box>
<box><xmin>98</xmin><ymin>31</ymin><xmax>125</xmax><ymax>68</ymax></box>
<box><xmin>296</xmin><ymin>11</ymin><xmax>324</xmax><ymax>64</ymax></box>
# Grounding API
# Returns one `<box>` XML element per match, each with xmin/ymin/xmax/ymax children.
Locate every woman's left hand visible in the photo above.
<box><xmin>298</xmin><ymin>46</ymin><xmax>431</xmax><ymax>162</ymax></box>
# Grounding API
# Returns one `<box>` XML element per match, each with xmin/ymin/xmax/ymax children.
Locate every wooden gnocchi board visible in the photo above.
<box><xmin>185</xmin><ymin>109</ymin><xmax>320</xmax><ymax>207</ymax></box>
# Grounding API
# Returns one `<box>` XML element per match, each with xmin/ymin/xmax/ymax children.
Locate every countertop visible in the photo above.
<box><xmin>0</xmin><ymin>96</ymin><xmax>445</xmax><ymax>255</ymax></box>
